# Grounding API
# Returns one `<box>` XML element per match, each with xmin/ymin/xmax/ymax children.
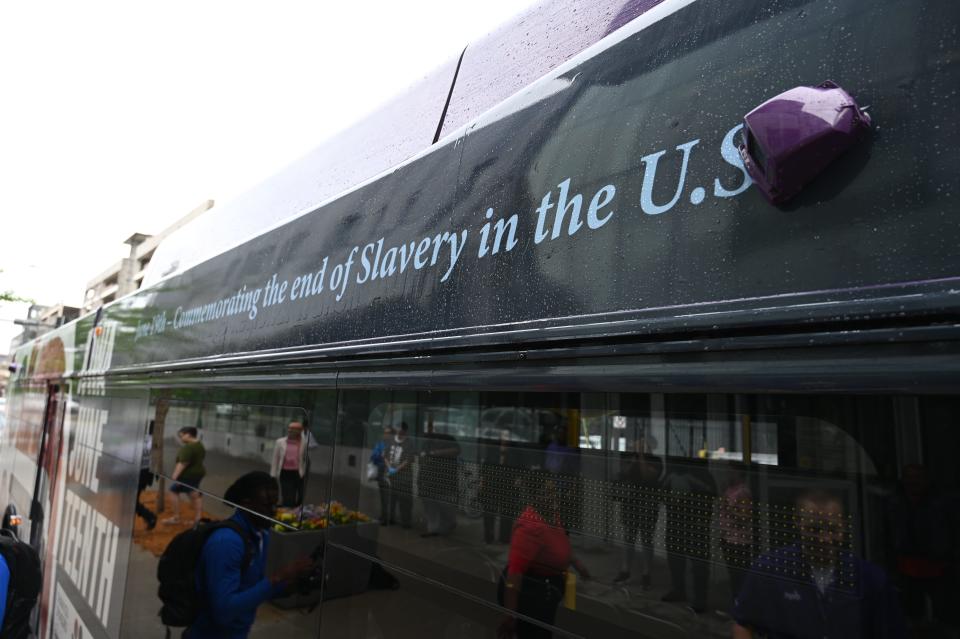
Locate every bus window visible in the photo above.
<box><xmin>322</xmin><ymin>390</ymin><xmax>957</xmax><ymax>639</ymax></box>
<box><xmin>119</xmin><ymin>389</ymin><xmax>336</xmax><ymax>639</ymax></box>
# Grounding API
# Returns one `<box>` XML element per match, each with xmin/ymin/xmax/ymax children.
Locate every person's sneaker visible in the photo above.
<box><xmin>661</xmin><ymin>591</ymin><xmax>686</xmax><ymax>603</ymax></box>
<box><xmin>613</xmin><ymin>571</ymin><xmax>631</xmax><ymax>584</ymax></box>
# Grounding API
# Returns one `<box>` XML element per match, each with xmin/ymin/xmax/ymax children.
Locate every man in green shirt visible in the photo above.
<box><xmin>162</xmin><ymin>426</ymin><xmax>206</xmax><ymax>527</ymax></box>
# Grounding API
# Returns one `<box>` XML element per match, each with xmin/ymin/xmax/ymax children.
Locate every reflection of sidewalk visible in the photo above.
<box><xmin>368</xmin><ymin>512</ymin><xmax>733</xmax><ymax>638</ymax></box>
<box><xmin>131</xmin><ymin>490</ymin><xmax>213</xmax><ymax>556</ymax></box>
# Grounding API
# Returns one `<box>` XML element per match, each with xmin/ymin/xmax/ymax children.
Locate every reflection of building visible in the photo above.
<box><xmin>7</xmin><ymin>303</ymin><xmax>80</xmax><ymax>354</ymax></box>
<box><xmin>82</xmin><ymin>200</ymin><xmax>214</xmax><ymax>313</ymax></box>
<box><xmin>0</xmin><ymin>353</ymin><xmax>9</xmax><ymax>397</ymax></box>
<box><xmin>38</xmin><ymin>304</ymin><xmax>81</xmax><ymax>330</ymax></box>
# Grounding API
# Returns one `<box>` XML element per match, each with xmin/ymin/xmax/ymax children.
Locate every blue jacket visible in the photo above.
<box><xmin>185</xmin><ymin>511</ymin><xmax>285</xmax><ymax>639</ymax></box>
<box><xmin>370</xmin><ymin>440</ymin><xmax>387</xmax><ymax>468</ymax></box>
<box><xmin>733</xmin><ymin>544</ymin><xmax>906</xmax><ymax>639</ymax></box>
<box><xmin>0</xmin><ymin>552</ymin><xmax>8</xmax><ymax>628</ymax></box>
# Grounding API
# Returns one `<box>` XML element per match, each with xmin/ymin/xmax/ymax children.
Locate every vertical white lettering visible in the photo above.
<box><xmin>95</xmin><ymin>512</ymin><xmax>118</xmax><ymax>623</ymax></box>
<box><xmin>78</xmin><ymin>500</ymin><xmax>92</xmax><ymax>597</ymax></box>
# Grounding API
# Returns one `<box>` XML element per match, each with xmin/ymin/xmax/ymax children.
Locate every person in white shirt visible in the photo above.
<box><xmin>270</xmin><ymin>421</ymin><xmax>309</xmax><ymax>507</ymax></box>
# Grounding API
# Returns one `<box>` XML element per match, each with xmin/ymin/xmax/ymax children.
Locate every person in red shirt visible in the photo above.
<box><xmin>498</xmin><ymin>477</ymin><xmax>590</xmax><ymax>639</ymax></box>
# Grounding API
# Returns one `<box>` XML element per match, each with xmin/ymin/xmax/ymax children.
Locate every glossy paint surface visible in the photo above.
<box><xmin>437</xmin><ymin>0</ymin><xmax>666</xmax><ymax>138</ymax></box>
<box><xmin>98</xmin><ymin>0</ymin><xmax>960</xmax><ymax>370</ymax></box>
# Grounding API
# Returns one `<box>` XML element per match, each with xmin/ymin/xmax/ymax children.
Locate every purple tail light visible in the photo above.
<box><xmin>738</xmin><ymin>81</ymin><xmax>872</xmax><ymax>204</ymax></box>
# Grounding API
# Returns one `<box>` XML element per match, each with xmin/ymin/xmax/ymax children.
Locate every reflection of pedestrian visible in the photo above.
<box><xmin>386</xmin><ymin>422</ymin><xmax>414</xmax><ymax>528</ymax></box>
<box><xmin>162</xmin><ymin>427</ymin><xmax>206</xmax><ymax>527</ymax></box>
<box><xmin>543</xmin><ymin>429</ymin><xmax>575</xmax><ymax>475</ymax></box>
<box><xmin>184</xmin><ymin>472</ymin><xmax>313</xmax><ymax>639</ymax></box>
<box><xmin>370</xmin><ymin>427</ymin><xmax>394</xmax><ymax>524</ymax></box>
<box><xmin>613</xmin><ymin>436</ymin><xmax>662</xmax><ymax>587</ymax></box>
<box><xmin>481</xmin><ymin>431</ymin><xmax>519</xmax><ymax>544</ymax></box>
<box><xmin>270</xmin><ymin>421</ymin><xmax>309</xmax><ymax>507</ymax></box>
<box><xmin>543</xmin><ymin>428</ymin><xmax>581</xmax><ymax>532</ymax></box>
<box><xmin>498</xmin><ymin>476</ymin><xmax>591</xmax><ymax>639</ymax></box>
<box><xmin>661</xmin><ymin>459</ymin><xmax>715</xmax><ymax>613</ymax></box>
<box><xmin>419</xmin><ymin>420</ymin><xmax>460</xmax><ymax>537</ymax></box>
<box><xmin>885</xmin><ymin>464</ymin><xmax>959</xmax><ymax>628</ymax></box>
<box><xmin>733</xmin><ymin>489</ymin><xmax>906</xmax><ymax>639</ymax></box>
<box><xmin>718</xmin><ymin>465</ymin><xmax>755</xmax><ymax>612</ymax></box>
<box><xmin>136</xmin><ymin>421</ymin><xmax>158</xmax><ymax>530</ymax></box>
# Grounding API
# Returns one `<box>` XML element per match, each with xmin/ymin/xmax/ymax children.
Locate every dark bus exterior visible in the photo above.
<box><xmin>3</xmin><ymin>0</ymin><xmax>959</xmax><ymax>637</ymax></box>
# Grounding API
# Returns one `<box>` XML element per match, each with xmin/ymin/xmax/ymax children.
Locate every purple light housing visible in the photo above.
<box><xmin>739</xmin><ymin>81</ymin><xmax>872</xmax><ymax>204</ymax></box>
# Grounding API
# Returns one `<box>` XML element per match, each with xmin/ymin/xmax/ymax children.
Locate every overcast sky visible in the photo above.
<box><xmin>0</xmin><ymin>1</ymin><xmax>530</xmax><ymax>351</ymax></box>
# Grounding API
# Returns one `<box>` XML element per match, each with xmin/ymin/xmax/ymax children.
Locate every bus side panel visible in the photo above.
<box><xmin>1</xmin><ymin>381</ymin><xmax>47</xmax><ymax>541</ymax></box>
<box><xmin>43</xmin><ymin>386</ymin><xmax>147</xmax><ymax>639</ymax></box>
<box><xmin>109</xmin><ymin>0</ymin><xmax>960</xmax><ymax>369</ymax></box>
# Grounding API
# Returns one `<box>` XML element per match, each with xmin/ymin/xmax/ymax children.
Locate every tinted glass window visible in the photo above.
<box><xmin>120</xmin><ymin>388</ymin><xmax>336</xmax><ymax>639</ymax></box>
<box><xmin>322</xmin><ymin>390</ymin><xmax>958</xmax><ymax>639</ymax></box>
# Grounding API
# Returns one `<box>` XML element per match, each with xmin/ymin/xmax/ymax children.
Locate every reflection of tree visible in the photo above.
<box><xmin>154</xmin><ymin>398</ymin><xmax>170</xmax><ymax>512</ymax></box>
<box><xmin>0</xmin><ymin>268</ymin><xmax>33</xmax><ymax>303</ymax></box>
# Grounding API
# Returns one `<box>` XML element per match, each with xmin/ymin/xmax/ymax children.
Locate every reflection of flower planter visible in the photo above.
<box><xmin>274</xmin><ymin>502</ymin><xmax>372</xmax><ymax>531</ymax></box>
<box><xmin>266</xmin><ymin>521</ymin><xmax>379</xmax><ymax>610</ymax></box>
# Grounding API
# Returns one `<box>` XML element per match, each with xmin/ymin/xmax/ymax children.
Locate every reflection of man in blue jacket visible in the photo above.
<box><xmin>371</xmin><ymin>426</ymin><xmax>394</xmax><ymax>523</ymax></box>
<box><xmin>732</xmin><ymin>489</ymin><xmax>905</xmax><ymax>639</ymax></box>
<box><xmin>185</xmin><ymin>472</ymin><xmax>311</xmax><ymax>639</ymax></box>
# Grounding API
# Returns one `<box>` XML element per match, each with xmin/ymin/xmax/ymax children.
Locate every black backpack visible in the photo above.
<box><xmin>0</xmin><ymin>530</ymin><xmax>42</xmax><ymax>639</ymax></box>
<box><xmin>156</xmin><ymin>520</ymin><xmax>254</xmax><ymax>628</ymax></box>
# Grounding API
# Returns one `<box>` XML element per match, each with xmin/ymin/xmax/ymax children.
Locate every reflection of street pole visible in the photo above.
<box><xmin>742</xmin><ymin>414</ymin><xmax>752</xmax><ymax>465</ymax></box>
<box><xmin>155</xmin><ymin>400</ymin><xmax>169</xmax><ymax>512</ymax></box>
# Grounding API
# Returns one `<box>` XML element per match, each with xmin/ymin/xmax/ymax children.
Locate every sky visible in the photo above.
<box><xmin>0</xmin><ymin>0</ymin><xmax>531</xmax><ymax>352</ymax></box>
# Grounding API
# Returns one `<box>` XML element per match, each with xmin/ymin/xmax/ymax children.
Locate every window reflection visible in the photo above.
<box><xmin>121</xmin><ymin>390</ymin><xmax>335</xmax><ymax>639</ymax></box>
<box><xmin>325</xmin><ymin>391</ymin><xmax>956</xmax><ymax>638</ymax></box>
<box><xmin>152</xmin><ymin>399</ymin><xmax>311</xmax><ymax>519</ymax></box>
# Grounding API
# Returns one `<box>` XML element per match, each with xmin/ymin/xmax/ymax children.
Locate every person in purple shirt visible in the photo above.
<box><xmin>185</xmin><ymin>472</ymin><xmax>312</xmax><ymax>639</ymax></box>
<box><xmin>732</xmin><ymin>489</ymin><xmax>906</xmax><ymax>639</ymax></box>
